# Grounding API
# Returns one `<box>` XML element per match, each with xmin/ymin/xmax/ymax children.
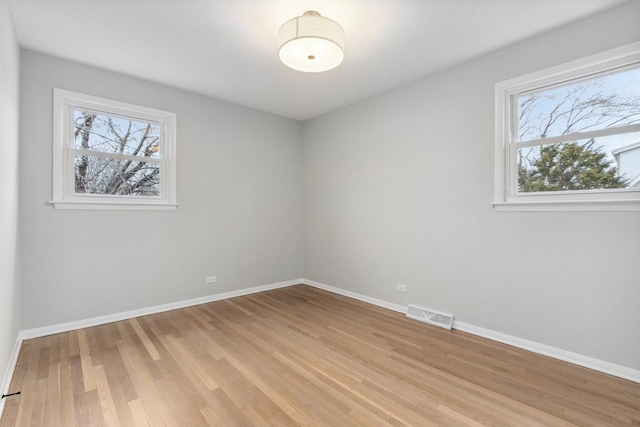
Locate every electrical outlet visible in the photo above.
<box><xmin>206</xmin><ymin>276</ymin><xmax>216</xmax><ymax>284</ymax></box>
<box><xmin>396</xmin><ymin>284</ymin><xmax>407</xmax><ymax>293</ymax></box>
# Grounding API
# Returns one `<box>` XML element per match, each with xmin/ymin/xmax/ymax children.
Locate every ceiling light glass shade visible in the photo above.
<box><xmin>278</xmin><ymin>11</ymin><xmax>344</xmax><ymax>73</ymax></box>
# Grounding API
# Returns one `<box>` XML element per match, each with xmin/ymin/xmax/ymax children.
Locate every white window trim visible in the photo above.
<box><xmin>493</xmin><ymin>42</ymin><xmax>640</xmax><ymax>212</ymax></box>
<box><xmin>51</xmin><ymin>89</ymin><xmax>178</xmax><ymax>210</ymax></box>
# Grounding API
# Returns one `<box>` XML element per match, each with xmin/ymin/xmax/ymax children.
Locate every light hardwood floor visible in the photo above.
<box><xmin>1</xmin><ymin>285</ymin><xmax>639</xmax><ymax>426</ymax></box>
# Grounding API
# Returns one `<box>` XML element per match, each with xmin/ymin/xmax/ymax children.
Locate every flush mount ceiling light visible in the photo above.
<box><xmin>278</xmin><ymin>11</ymin><xmax>345</xmax><ymax>73</ymax></box>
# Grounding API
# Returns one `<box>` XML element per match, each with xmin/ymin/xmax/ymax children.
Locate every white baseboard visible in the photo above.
<box><xmin>303</xmin><ymin>279</ymin><xmax>640</xmax><ymax>384</ymax></box>
<box><xmin>302</xmin><ymin>279</ymin><xmax>407</xmax><ymax>313</ymax></box>
<box><xmin>20</xmin><ymin>279</ymin><xmax>302</xmax><ymax>340</ymax></box>
<box><xmin>454</xmin><ymin>321</ymin><xmax>640</xmax><ymax>384</ymax></box>
<box><xmin>0</xmin><ymin>334</ymin><xmax>23</xmax><ymax>420</ymax></box>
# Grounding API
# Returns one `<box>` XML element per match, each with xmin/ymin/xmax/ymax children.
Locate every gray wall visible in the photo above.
<box><xmin>20</xmin><ymin>51</ymin><xmax>304</xmax><ymax>329</ymax></box>
<box><xmin>0</xmin><ymin>0</ymin><xmax>21</xmax><ymax>397</ymax></box>
<box><xmin>303</xmin><ymin>1</ymin><xmax>640</xmax><ymax>370</ymax></box>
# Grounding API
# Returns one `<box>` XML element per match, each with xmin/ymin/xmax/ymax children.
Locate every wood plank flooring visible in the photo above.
<box><xmin>1</xmin><ymin>285</ymin><xmax>639</xmax><ymax>426</ymax></box>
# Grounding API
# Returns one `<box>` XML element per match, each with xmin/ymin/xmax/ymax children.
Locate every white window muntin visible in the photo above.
<box><xmin>494</xmin><ymin>42</ymin><xmax>640</xmax><ymax>211</ymax></box>
<box><xmin>52</xmin><ymin>89</ymin><xmax>178</xmax><ymax>210</ymax></box>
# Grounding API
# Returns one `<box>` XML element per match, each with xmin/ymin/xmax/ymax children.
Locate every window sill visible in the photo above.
<box><xmin>50</xmin><ymin>200</ymin><xmax>178</xmax><ymax>211</ymax></box>
<box><xmin>492</xmin><ymin>199</ymin><xmax>640</xmax><ymax>212</ymax></box>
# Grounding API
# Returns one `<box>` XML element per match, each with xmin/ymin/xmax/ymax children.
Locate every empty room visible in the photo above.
<box><xmin>1</xmin><ymin>0</ymin><xmax>639</xmax><ymax>425</ymax></box>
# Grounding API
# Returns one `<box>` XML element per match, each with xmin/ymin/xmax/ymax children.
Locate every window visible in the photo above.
<box><xmin>494</xmin><ymin>42</ymin><xmax>640</xmax><ymax>212</ymax></box>
<box><xmin>52</xmin><ymin>89</ymin><xmax>177</xmax><ymax>210</ymax></box>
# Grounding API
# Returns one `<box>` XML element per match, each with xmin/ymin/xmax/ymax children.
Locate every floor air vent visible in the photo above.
<box><xmin>406</xmin><ymin>305</ymin><xmax>453</xmax><ymax>330</ymax></box>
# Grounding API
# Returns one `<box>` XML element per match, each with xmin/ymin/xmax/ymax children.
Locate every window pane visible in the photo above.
<box><xmin>517</xmin><ymin>132</ymin><xmax>640</xmax><ymax>192</ymax></box>
<box><xmin>73</xmin><ymin>109</ymin><xmax>162</xmax><ymax>159</ymax></box>
<box><xmin>517</xmin><ymin>67</ymin><xmax>640</xmax><ymax>142</ymax></box>
<box><xmin>74</xmin><ymin>155</ymin><xmax>160</xmax><ymax>197</ymax></box>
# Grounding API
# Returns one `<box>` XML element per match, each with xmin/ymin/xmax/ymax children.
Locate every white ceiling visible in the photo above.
<box><xmin>9</xmin><ymin>0</ymin><xmax>630</xmax><ymax>120</ymax></box>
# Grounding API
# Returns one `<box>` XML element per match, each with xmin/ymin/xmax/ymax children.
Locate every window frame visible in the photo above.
<box><xmin>52</xmin><ymin>89</ymin><xmax>178</xmax><ymax>210</ymax></box>
<box><xmin>493</xmin><ymin>42</ymin><xmax>640</xmax><ymax>212</ymax></box>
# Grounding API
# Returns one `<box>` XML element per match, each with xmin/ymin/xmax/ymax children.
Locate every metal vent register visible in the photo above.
<box><xmin>406</xmin><ymin>305</ymin><xmax>453</xmax><ymax>330</ymax></box>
